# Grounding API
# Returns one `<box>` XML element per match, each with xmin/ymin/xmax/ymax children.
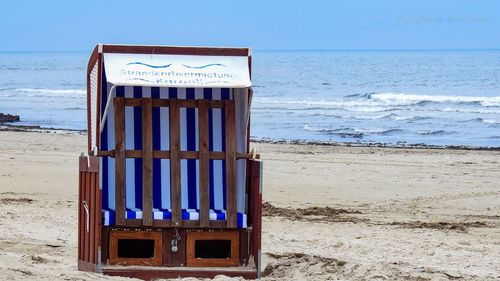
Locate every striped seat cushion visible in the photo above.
<box><xmin>102</xmin><ymin>209</ymin><xmax>247</xmax><ymax>228</ymax></box>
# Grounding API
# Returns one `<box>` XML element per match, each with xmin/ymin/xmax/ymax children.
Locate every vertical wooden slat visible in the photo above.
<box><xmin>101</xmin><ymin>228</ymin><xmax>109</xmax><ymax>264</ymax></box>
<box><xmin>169</xmin><ymin>99</ymin><xmax>182</xmax><ymax>226</ymax></box>
<box><xmin>225</xmin><ymin>101</ymin><xmax>237</xmax><ymax>228</ymax></box>
<box><xmin>114</xmin><ymin>97</ymin><xmax>126</xmax><ymax>226</ymax></box>
<box><xmin>249</xmin><ymin>160</ymin><xmax>263</xmax><ymax>271</ymax></box>
<box><xmin>142</xmin><ymin>98</ymin><xmax>153</xmax><ymax>226</ymax></box>
<box><xmin>94</xmin><ymin>173</ymin><xmax>100</xmax><ymax>264</ymax></box>
<box><xmin>78</xmin><ymin>171</ymin><xmax>83</xmax><ymax>260</ymax></box>
<box><xmin>89</xmin><ymin>172</ymin><xmax>96</xmax><ymax>263</ymax></box>
<box><xmin>240</xmin><ymin>229</ymin><xmax>250</xmax><ymax>265</ymax></box>
<box><xmin>84</xmin><ymin>172</ymin><xmax>91</xmax><ymax>262</ymax></box>
<box><xmin>198</xmin><ymin>100</ymin><xmax>209</xmax><ymax>227</ymax></box>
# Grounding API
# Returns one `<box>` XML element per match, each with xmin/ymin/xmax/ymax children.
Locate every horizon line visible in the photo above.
<box><xmin>0</xmin><ymin>48</ymin><xmax>499</xmax><ymax>53</ymax></box>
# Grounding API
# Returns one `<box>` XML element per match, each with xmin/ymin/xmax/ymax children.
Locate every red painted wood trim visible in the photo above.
<box><xmin>86</xmin><ymin>45</ymin><xmax>99</xmax><ymax>76</ymax></box>
<box><xmin>248</xmin><ymin>160</ymin><xmax>262</xmax><ymax>272</ymax></box>
<box><xmin>86</xmin><ymin>45</ymin><xmax>99</xmax><ymax>152</ymax></box>
<box><xmin>102</xmin><ymin>267</ymin><xmax>258</xmax><ymax>280</ymax></box>
<box><xmin>78</xmin><ymin>171</ymin><xmax>83</xmax><ymax>260</ymax></box>
<box><xmin>78</xmin><ymin>156</ymin><xmax>100</xmax><ymax>268</ymax></box>
<box><xmin>239</xmin><ymin>229</ymin><xmax>250</xmax><ymax>265</ymax></box>
<box><xmin>95</xmin><ymin>52</ymin><xmax>103</xmax><ymax>151</ymax></box>
<box><xmin>86</xmin><ymin>69</ymin><xmax>92</xmax><ymax>152</ymax></box>
<box><xmin>101</xmin><ymin>228</ymin><xmax>109</xmax><ymax>264</ymax></box>
<box><xmin>96</xmin><ymin>173</ymin><xmax>101</xmax><ymax>263</ymax></box>
<box><xmin>89</xmin><ymin>173</ymin><xmax>96</xmax><ymax>263</ymax></box>
<box><xmin>84</xmin><ymin>172</ymin><xmax>90</xmax><ymax>262</ymax></box>
<box><xmin>79</xmin><ymin>155</ymin><xmax>100</xmax><ymax>173</ymax></box>
<box><xmin>101</xmin><ymin>45</ymin><xmax>250</xmax><ymax>57</ymax></box>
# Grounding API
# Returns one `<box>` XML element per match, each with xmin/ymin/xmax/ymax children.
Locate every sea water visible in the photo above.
<box><xmin>0</xmin><ymin>50</ymin><xmax>499</xmax><ymax>147</ymax></box>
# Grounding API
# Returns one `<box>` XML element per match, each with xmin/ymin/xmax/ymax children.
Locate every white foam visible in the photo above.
<box><xmin>254</xmin><ymin>93</ymin><xmax>500</xmax><ymax>110</ymax></box>
<box><xmin>303</xmin><ymin>125</ymin><xmax>401</xmax><ymax>135</ymax></box>
<box><xmin>482</xmin><ymin>118</ymin><xmax>500</xmax><ymax>125</ymax></box>
<box><xmin>370</xmin><ymin>93</ymin><xmax>500</xmax><ymax>107</ymax></box>
<box><xmin>2</xmin><ymin>88</ymin><xmax>86</xmax><ymax>98</ymax></box>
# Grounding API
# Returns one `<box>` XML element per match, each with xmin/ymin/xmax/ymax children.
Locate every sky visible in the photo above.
<box><xmin>1</xmin><ymin>0</ymin><xmax>499</xmax><ymax>51</ymax></box>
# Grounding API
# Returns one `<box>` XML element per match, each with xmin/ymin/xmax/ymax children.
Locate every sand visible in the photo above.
<box><xmin>0</xmin><ymin>130</ymin><xmax>499</xmax><ymax>280</ymax></box>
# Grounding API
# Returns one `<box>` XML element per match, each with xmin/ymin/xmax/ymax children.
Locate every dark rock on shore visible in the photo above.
<box><xmin>0</xmin><ymin>113</ymin><xmax>20</xmax><ymax>123</ymax></box>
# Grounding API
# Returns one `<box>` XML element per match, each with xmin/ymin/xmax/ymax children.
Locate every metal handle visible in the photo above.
<box><xmin>82</xmin><ymin>201</ymin><xmax>90</xmax><ymax>233</ymax></box>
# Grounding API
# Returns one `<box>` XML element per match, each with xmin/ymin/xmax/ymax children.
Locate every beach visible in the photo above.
<box><xmin>0</xmin><ymin>130</ymin><xmax>498</xmax><ymax>280</ymax></box>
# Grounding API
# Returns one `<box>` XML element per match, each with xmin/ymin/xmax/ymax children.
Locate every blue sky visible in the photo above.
<box><xmin>1</xmin><ymin>0</ymin><xmax>499</xmax><ymax>51</ymax></box>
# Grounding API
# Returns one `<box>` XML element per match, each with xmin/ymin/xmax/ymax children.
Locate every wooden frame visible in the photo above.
<box><xmin>108</xmin><ymin>97</ymin><xmax>240</xmax><ymax>228</ymax></box>
<box><xmin>186</xmin><ymin>231</ymin><xmax>239</xmax><ymax>267</ymax></box>
<box><xmin>109</xmin><ymin>230</ymin><xmax>162</xmax><ymax>266</ymax></box>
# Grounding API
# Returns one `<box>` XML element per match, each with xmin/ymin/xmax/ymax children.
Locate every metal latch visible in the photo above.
<box><xmin>171</xmin><ymin>228</ymin><xmax>181</xmax><ymax>252</ymax></box>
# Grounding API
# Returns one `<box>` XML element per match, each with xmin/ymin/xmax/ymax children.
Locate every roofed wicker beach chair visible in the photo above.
<box><xmin>78</xmin><ymin>44</ymin><xmax>262</xmax><ymax>279</ymax></box>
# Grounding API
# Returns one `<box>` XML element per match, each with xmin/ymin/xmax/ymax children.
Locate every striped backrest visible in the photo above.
<box><xmin>100</xmin><ymin>78</ymin><xmax>248</xmax><ymax>217</ymax></box>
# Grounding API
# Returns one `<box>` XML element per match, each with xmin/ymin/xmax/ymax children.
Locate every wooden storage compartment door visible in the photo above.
<box><xmin>78</xmin><ymin>156</ymin><xmax>101</xmax><ymax>272</ymax></box>
<box><xmin>186</xmin><ymin>231</ymin><xmax>240</xmax><ymax>267</ymax></box>
<box><xmin>109</xmin><ymin>230</ymin><xmax>162</xmax><ymax>266</ymax></box>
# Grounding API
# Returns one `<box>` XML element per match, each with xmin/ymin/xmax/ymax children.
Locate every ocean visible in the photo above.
<box><xmin>0</xmin><ymin>50</ymin><xmax>499</xmax><ymax>147</ymax></box>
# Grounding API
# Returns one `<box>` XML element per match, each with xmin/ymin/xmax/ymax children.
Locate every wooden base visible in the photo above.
<box><xmin>78</xmin><ymin>260</ymin><xmax>99</xmax><ymax>272</ymax></box>
<box><xmin>102</xmin><ymin>265</ymin><xmax>258</xmax><ymax>280</ymax></box>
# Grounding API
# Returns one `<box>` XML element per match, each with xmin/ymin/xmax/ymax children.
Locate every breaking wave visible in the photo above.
<box><xmin>0</xmin><ymin>88</ymin><xmax>85</xmax><ymax>98</ymax></box>
<box><xmin>366</xmin><ymin>92</ymin><xmax>500</xmax><ymax>107</ymax></box>
<box><xmin>253</xmin><ymin>92</ymin><xmax>500</xmax><ymax>114</ymax></box>
<box><xmin>303</xmin><ymin>125</ymin><xmax>403</xmax><ymax>138</ymax></box>
<box><xmin>463</xmin><ymin>117</ymin><xmax>500</xmax><ymax>125</ymax></box>
<box><xmin>416</xmin><ymin>130</ymin><xmax>455</xmax><ymax>136</ymax></box>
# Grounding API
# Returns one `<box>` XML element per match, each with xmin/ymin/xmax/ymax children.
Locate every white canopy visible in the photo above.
<box><xmin>103</xmin><ymin>53</ymin><xmax>251</xmax><ymax>88</ymax></box>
